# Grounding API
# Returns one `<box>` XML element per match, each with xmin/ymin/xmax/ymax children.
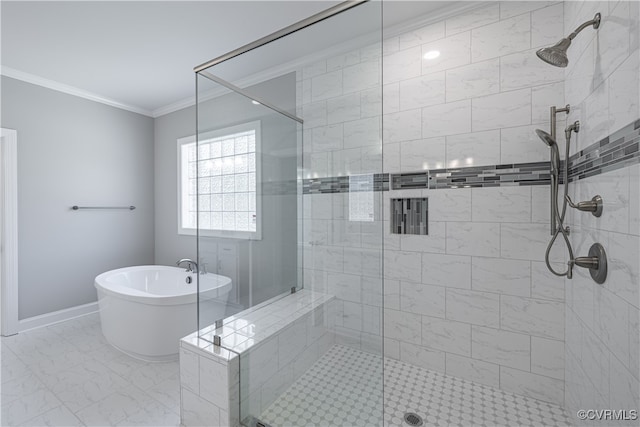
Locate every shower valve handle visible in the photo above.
<box><xmin>565</xmin><ymin>195</ymin><xmax>603</xmax><ymax>217</ymax></box>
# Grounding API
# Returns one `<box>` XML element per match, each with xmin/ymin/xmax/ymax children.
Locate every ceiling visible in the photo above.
<box><xmin>1</xmin><ymin>1</ymin><xmax>454</xmax><ymax>117</ymax></box>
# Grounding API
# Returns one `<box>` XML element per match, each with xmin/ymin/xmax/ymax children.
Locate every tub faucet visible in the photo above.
<box><xmin>176</xmin><ymin>258</ymin><xmax>198</xmax><ymax>273</ymax></box>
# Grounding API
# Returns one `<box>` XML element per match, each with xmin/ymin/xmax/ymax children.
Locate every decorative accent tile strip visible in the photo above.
<box><xmin>300</xmin><ymin>119</ymin><xmax>639</xmax><ymax>194</ymax></box>
<box><xmin>568</xmin><ymin>119</ymin><xmax>640</xmax><ymax>181</ymax></box>
<box><xmin>426</xmin><ymin>162</ymin><xmax>550</xmax><ymax>189</ymax></box>
<box><xmin>303</xmin><ymin>173</ymin><xmax>388</xmax><ymax>194</ymax></box>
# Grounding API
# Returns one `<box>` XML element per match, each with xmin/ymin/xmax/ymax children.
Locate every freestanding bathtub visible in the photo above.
<box><xmin>95</xmin><ymin>265</ymin><xmax>232</xmax><ymax>361</ymax></box>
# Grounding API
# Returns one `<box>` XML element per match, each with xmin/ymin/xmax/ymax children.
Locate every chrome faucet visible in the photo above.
<box><xmin>176</xmin><ymin>258</ymin><xmax>198</xmax><ymax>273</ymax></box>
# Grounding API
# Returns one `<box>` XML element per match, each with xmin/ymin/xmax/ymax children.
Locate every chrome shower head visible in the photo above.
<box><xmin>535</xmin><ymin>129</ymin><xmax>557</xmax><ymax>147</ymax></box>
<box><xmin>536</xmin><ymin>13</ymin><xmax>601</xmax><ymax>68</ymax></box>
<box><xmin>536</xmin><ymin>38</ymin><xmax>571</xmax><ymax>67</ymax></box>
<box><xmin>536</xmin><ymin>129</ymin><xmax>561</xmax><ymax>172</ymax></box>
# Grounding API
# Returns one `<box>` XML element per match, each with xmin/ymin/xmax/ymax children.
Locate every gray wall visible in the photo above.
<box><xmin>1</xmin><ymin>76</ymin><xmax>155</xmax><ymax>319</ymax></box>
<box><xmin>154</xmin><ymin>73</ymin><xmax>298</xmax><ymax>310</ymax></box>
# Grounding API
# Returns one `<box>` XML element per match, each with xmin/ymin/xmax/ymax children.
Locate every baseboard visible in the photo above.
<box><xmin>17</xmin><ymin>302</ymin><xmax>99</xmax><ymax>333</ymax></box>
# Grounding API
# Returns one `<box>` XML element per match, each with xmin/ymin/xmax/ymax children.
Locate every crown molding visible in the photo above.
<box><xmin>1</xmin><ymin>66</ymin><xmax>154</xmax><ymax>117</ymax></box>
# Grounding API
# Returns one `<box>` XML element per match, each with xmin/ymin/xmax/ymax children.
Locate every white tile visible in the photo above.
<box><xmin>501</xmin><ymin>296</ymin><xmax>564</xmax><ymax>340</ymax></box>
<box><xmin>384</xmin><ymin>46</ymin><xmax>421</xmax><ymax>83</ymax></box>
<box><xmin>384</xmin><ymin>308</ymin><xmax>421</xmax><ymax>343</ymax></box>
<box><xmin>472</xmin><ymin>186</ymin><xmax>531</xmax><ymax>222</ymax></box>
<box><xmin>327</xmin><ymin>51</ymin><xmax>360</xmax><ymax>72</ymax></box>
<box><xmin>41</xmin><ymin>360</ymin><xmax>130</xmax><ymax>413</ymax></box>
<box><xmin>501</xmin><ymin>124</ymin><xmax>553</xmax><ymax>164</ymax></box>
<box><xmin>327</xmin><ymin>94</ymin><xmax>360</xmax><ymax>124</ymax></box>
<box><xmin>384</xmin><ymin>338</ymin><xmax>400</xmax><ymax>360</ymax></box>
<box><xmin>609</xmin><ymin>52</ymin><xmax>640</xmax><ymax>136</ymax></box>
<box><xmin>301</xmin><ymin>100</ymin><xmax>327</xmax><ymax>129</ymax></box>
<box><xmin>399</xmin><ymin>222</ymin><xmax>446</xmax><ymax>254</ymax></box>
<box><xmin>399</xmin><ymin>72</ymin><xmax>446</xmax><ymax>111</ymax></box>
<box><xmin>422</xmin><ymin>316</ymin><xmax>471</xmax><ymax>357</ymax></box>
<box><xmin>447</xmin><ymin>289</ymin><xmax>500</xmax><ymax>327</ymax></box>
<box><xmin>501</xmin><ymin>222</ymin><xmax>564</xmax><ymax>261</ymax></box>
<box><xmin>531</xmin><ymin>337</ymin><xmax>564</xmax><ymax>380</ymax></box>
<box><xmin>581</xmin><ymin>326</ymin><xmax>610</xmax><ymax>405</ymax></box>
<box><xmin>531</xmin><ymin>4</ymin><xmax>565</xmax><ymax>48</ymax></box>
<box><xmin>107</xmin><ymin>355</ymin><xmax>178</xmax><ymax>392</ymax></box>
<box><xmin>311</xmin><ymin>70</ymin><xmax>342</xmax><ymax>102</ymax></box>
<box><xmin>327</xmin><ymin>272</ymin><xmax>362</xmax><ymax>304</ymax></box>
<box><xmin>609</xmin><ymin>355</ymin><xmax>640</xmax><ymax>420</ymax></box>
<box><xmin>472</xmin><ymin>326</ymin><xmax>530</xmax><ymax>370</ymax></box>
<box><xmin>472</xmin><ymin>89</ymin><xmax>531</xmax><ymax>132</ymax></box>
<box><xmin>343</xmin><ymin>60</ymin><xmax>380</xmax><ymax>94</ymax></box>
<box><xmin>499</xmin><ymin>367</ymin><xmax>564</xmax><ymax>404</ymax></box>
<box><xmin>344</xmin><ymin>117</ymin><xmax>380</xmax><ymax>149</ymax></box>
<box><xmin>181</xmin><ymin>387</ymin><xmax>220</xmax><ymax>427</ymax></box>
<box><xmin>472</xmin><ymin>257</ymin><xmax>530</xmax><ymax>297</ymax></box>
<box><xmin>116</xmin><ymin>400</ymin><xmax>180</xmax><ymax>427</ymax></box>
<box><xmin>400</xmin><ymin>282</ymin><xmax>445</xmax><ymax>317</ymax></box>
<box><xmin>531</xmin><ymin>82</ymin><xmax>565</xmax><ymax>124</ymax></box>
<box><xmin>565</xmin><ymin>37</ymin><xmax>595</xmax><ymax>108</ymax></box>
<box><xmin>445</xmin><ymin>353</ymin><xmax>499</xmax><ymax>388</ymax></box>
<box><xmin>360</xmin><ymin>87</ymin><xmax>382</xmax><ymax>118</ymax></box>
<box><xmin>595</xmin><ymin>286</ymin><xmax>630</xmax><ymax>369</ymax></box>
<box><xmin>384</xmin><ymin>279</ymin><xmax>400</xmax><ymax>310</ymax></box>
<box><xmin>445</xmin><ymin>4</ymin><xmax>500</xmax><ymax>36</ymax></box>
<box><xmin>582</xmin><ymin>80</ymin><xmax>612</xmax><ymax>149</ymax></box>
<box><xmin>19</xmin><ymin>405</ymin><xmax>84</xmax><ymax>427</ymax></box>
<box><xmin>302</xmin><ymin>61</ymin><xmax>327</xmax><ymax>80</ymax></box>
<box><xmin>0</xmin><ymin>389</ymin><xmax>61</xmax><ymax>426</ymax></box>
<box><xmin>606</xmin><ymin>233</ymin><xmax>639</xmax><ymax>309</ymax></box>
<box><xmin>446</xmin><ymin>222</ymin><xmax>500</xmax><ymax>257</ymax></box>
<box><xmin>400</xmin><ymin>137</ymin><xmax>446</xmax><ymax>171</ymax></box>
<box><xmin>422</xmin><ymin>100</ymin><xmax>472</xmax><ymax>137</ymax></box>
<box><xmin>199</xmin><ymin>357</ymin><xmax>228</xmax><ymax>409</ymax></box>
<box><xmin>501</xmin><ymin>48</ymin><xmax>564</xmax><ymax>91</ymax></box>
<box><xmin>75</xmin><ymin>386</ymin><xmax>156</xmax><ymax>426</ymax></box>
<box><xmin>630</xmin><ymin>306</ymin><xmax>640</xmax><ymax>380</ymax></box>
<box><xmin>446</xmin><ymin>130</ymin><xmax>500</xmax><ymax>168</ymax></box>
<box><xmin>146</xmin><ymin>374</ymin><xmax>180</xmax><ymax>414</ymax></box>
<box><xmin>500</xmin><ymin>1</ymin><xmax>556</xmax><ymax>19</ymax></box>
<box><xmin>471</xmin><ymin>14</ymin><xmax>530</xmax><ymax>62</ymax></box>
<box><xmin>383</xmin><ymin>82</ymin><xmax>400</xmax><ymax>114</ymax></box>
<box><xmin>0</xmin><ymin>371</ymin><xmax>46</xmax><ymax>404</ymax></box>
<box><xmin>531</xmin><ymin>186</ymin><xmax>551</xmax><ymax>224</ymax></box>
<box><xmin>421</xmin><ymin>32</ymin><xmax>472</xmax><ymax>75</ymax></box>
<box><xmin>596</xmin><ymin>0</ymin><xmax>631</xmax><ymax>88</ymax></box>
<box><xmin>383</xmin><ymin>109</ymin><xmax>422</xmax><ymax>143</ymax></box>
<box><xmin>382</xmin><ymin>141</ymin><xmax>400</xmax><ymax>173</ymax></box>
<box><xmin>422</xmin><ymin>253</ymin><xmax>471</xmax><ymax>289</ymax></box>
<box><xmin>399</xmin><ymin>342</ymin><xmax>445</xmax><ymax>372</ymax></box>
<box><xmin>399</xmin><ymin>21</ymin><xmax>445</xmax><ymax>50</ymax></box>
<box><xmin>531</xmin><ymin>261</ymin><xmax>565</xmax><ymax>301</ymax></box>
<box><xmin>425</xmin><ymin>188</ymin><xmax>471</xmax><ymax>222</ymax></box>
<box><xmin>445</xmin><ymin>58</ymin><xmax>500</xmax><ymax>102</ymax></box>
<box><xmin>384</xmin><ymin>250</ymin><xmax>422</xmax><ymax>282</ymax></box>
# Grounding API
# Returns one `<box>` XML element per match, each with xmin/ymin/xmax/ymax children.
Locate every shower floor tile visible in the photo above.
<box><xmin>259</xmin><ymin>345</ymin><xmax>572</xmax><ymax>427</ymax></box>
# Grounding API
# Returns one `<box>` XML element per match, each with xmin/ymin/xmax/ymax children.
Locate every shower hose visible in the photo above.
<box><xmin>545</xmin><ymin>130</ymin><xmax>575</xmax><ymax>277</ymax></box>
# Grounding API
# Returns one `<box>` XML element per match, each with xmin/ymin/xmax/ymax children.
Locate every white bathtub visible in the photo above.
<box><xmin>95</xmin><ymin>265</ymin><xmax>232</xmax><ymax>361</ymax></box>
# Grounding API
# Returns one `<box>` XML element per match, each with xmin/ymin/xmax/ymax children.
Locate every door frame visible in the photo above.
<box><xmin>1</xmin><ymin>128</ymin><xmax>19</xmax><ymax>336</ymax></box>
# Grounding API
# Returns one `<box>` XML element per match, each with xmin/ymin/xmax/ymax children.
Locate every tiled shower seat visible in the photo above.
<box><xmin>179</xmin><ymin>290</ymin><xmax>335</xmax><ymax>427</ymax></box>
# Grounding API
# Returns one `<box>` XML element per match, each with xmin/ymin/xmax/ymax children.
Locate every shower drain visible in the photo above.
<box><xmin>404</xmin><ymin>412</ymin><xmax>424</xmax><ymax>426</ymax></box>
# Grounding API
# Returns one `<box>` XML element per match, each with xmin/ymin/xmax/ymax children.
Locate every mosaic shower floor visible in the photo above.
<box><xmin>260</xmin><ymin>345</ymin><xmax>572</xmax><ymax>427</ymax></box>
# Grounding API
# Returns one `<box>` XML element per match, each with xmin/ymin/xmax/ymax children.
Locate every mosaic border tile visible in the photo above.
<box><xmin>300</xmin><ymin>119</ymin><xmax>639</xmax><ymax>194</ymax></box>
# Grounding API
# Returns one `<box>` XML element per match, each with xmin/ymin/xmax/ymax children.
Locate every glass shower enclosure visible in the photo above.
<box><xmin>193</xmin><ymin>1</ymin><xmax>383</xmax><ymax>425</ymax></box>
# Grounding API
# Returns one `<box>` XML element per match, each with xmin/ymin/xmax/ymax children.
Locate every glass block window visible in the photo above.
<box><xmin>178</xmin><ymin>121</ymin><xmax>261</xmax><ymax>239</ymax></box>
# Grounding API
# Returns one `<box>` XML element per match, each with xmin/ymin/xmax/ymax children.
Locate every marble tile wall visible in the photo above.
<box><xmin>563</xmin><ymin>1</ymin><xmax>640</xmax><ymax>424</ymax></box>
<box><xmin>299</xmin><ymin>1</ymin><xmax>569</xmax><ymax>403</ymax></box>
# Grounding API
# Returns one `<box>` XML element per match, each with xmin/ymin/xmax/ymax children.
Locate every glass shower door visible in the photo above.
<box><xmin>195</xmin><ymin>1</ymin><xmax>383</xmax><ymax>426</ymax></box>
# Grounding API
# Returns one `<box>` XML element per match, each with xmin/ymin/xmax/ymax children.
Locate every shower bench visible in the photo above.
<box><xmin>179</xmin><ymin>289</ymin><xmax>336</xmax><ymax>427</ymax></box>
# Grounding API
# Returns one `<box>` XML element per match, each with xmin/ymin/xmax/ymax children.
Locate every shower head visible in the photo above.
<box><xmin>536</xmin><ymin>38</ymin><xmax>571</xmax><ymax>67</ymax></box>
<box><xmin>536</xmin><ymin>129</ymin><xmax>560</xmax><ymax>172</ymax></box>
<box><xmin>535</xmin><ymin>129</ymin><xmax>557</xmax><ymax>147</ymax></box>
<box><xmin>536</xmin><ymin>13</ymin><xmax>601</xmax><ymax>68</ymax></box>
